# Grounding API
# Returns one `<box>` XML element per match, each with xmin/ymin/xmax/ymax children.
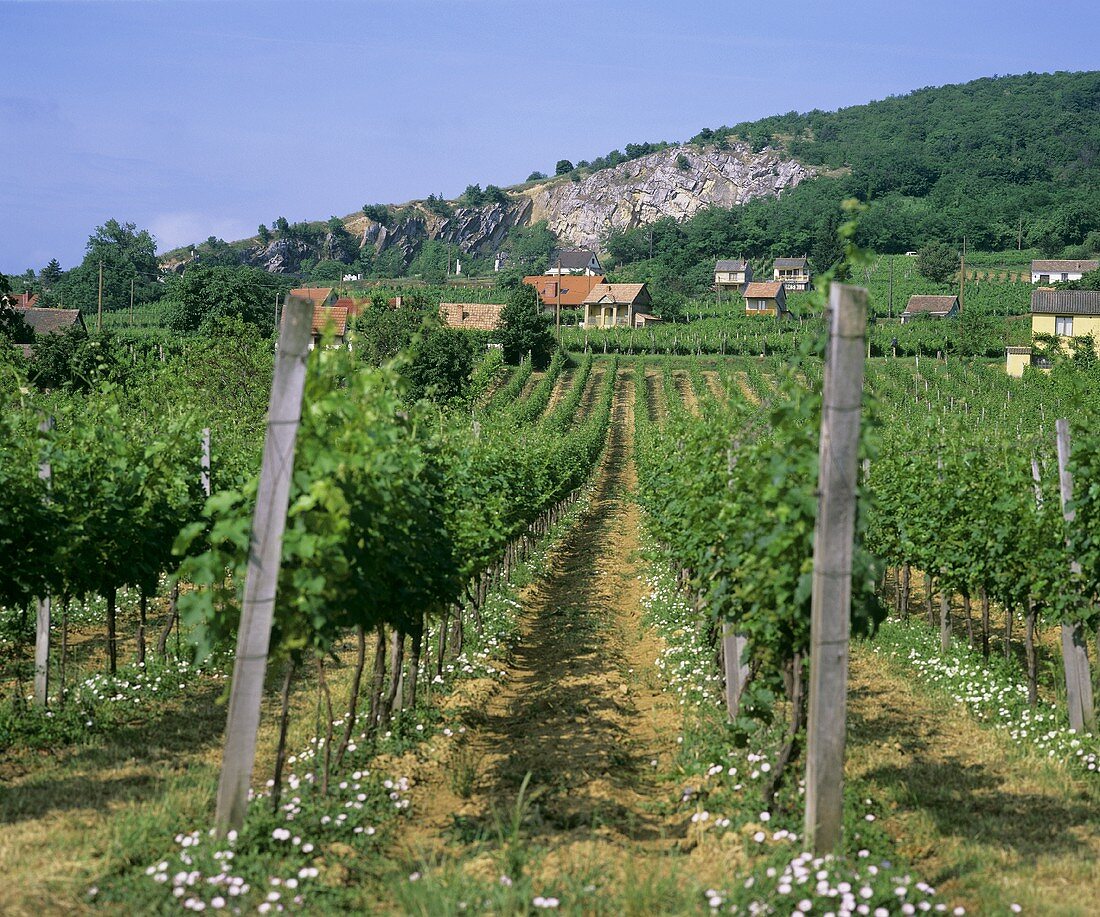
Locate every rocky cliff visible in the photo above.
<box><xmin>523</xmin><ymin>144</ymin><xmax>815</xmax><ymax>251</ymax></box>
<box><xmin>163</xmin><ymin>141</ymin><xmax>816</xmax><ymax>273</ymax></box>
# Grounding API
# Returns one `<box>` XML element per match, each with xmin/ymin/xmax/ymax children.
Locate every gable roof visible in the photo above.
<box><xmin>440</xmin><ymin>302</ymin><xmax>504</xmax><ymax>331</ymax></box>
<box><xmin>311</xmin><ymin>305</ymin><xmax>348</xmax><ymax>337</ymax></box>
<box><xmin>523</xmin><ymin>274</ymin><xmax>607</xmax><ymax>306</ymax></box>
<box><xmin>903</xmin><ymin>294</ymin><xmax>959</xmax><ymax>314</ymax></box>
<box><xmin>2</xmin><ymin>292</ymin><xmax>38</xmax><ymax>309</ymax></box>
<box><xmin>744</xmin><ymin>281</ymin><xmax>784</xmax><ymax>299</ymax></box>
<box><xmin>291</xmin><ymin>287</ymin><xmax>335</xmax><ymax>305</ymax></box>
<box><xmin>1031</xmin><ymin>289</ymin><xmax>1100</xmax><ymax>315</ymax></box>
<box><xmin>16</xmin><ymin>307</ymin><xmax>86</xmax><ymax>335</ymax></box>
<box><xmin>1031</xmin><ymin>260</ymin><xmax>1099</xmax><ymax>273</ymax></box>
<box><xmin>774</xmin><ymin>257</ymin><xmax>809</xmax><ymax>269</ymax></box>
<box><xmin>551</xmin><ymin>248</ymin><xmax>599</xmax><ymax>270</ymax></box>
<box><xmin>333</xmin><ymin>296</ymin><xmax>365</xmax><ymax>319</ymax></box>
<box><xmin>715</xmin><ymin>259</ymin><xmax>748</xmax><ymax>272</ymax></box>
<box><xmin>582</xmin><ymin>283</ymin><xmax>649</xmax><ymax>306</ymax></box>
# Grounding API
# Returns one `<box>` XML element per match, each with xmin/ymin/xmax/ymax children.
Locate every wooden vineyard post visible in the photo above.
<box><xmin>214</xmin><ymin>295</ymin><xmax>312</xmax><ymax>837</ymax></box>
<box><xmin>34</xmin><ymin>416</ymin><xmax>54</xmax><ymax>707</ymax></box>
<box><xmin>1054</xmin><ymin>419</ymin><xmax>1096</xmax><ymax>733</ymax></box>
<box><xmin>805</xmin><ymin>283</ymin><xmax>867</xmax><ymax>855</ymax></box>
<box><xmin>722</xmin><ymin>625</ymin><xmax>749</xmax><ymax>719</ymax></box>
<box><xmin>723</xmin><ymin>439</ymin><xmax>749</xmax><ymax>718</ymax></box>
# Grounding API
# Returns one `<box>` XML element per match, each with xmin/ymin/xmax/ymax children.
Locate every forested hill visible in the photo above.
<box><xmin>606</xmin><ymin>70</ymin><xmax>1100</xmax><ymax>291</ymax></box>
<box><xmin>159</xmin><ymin>71</ymin><xmax>1100</xmax><ymax>292</ymax></box>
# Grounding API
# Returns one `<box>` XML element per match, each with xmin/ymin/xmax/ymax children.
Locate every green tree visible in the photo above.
<box><xmin>916</xmin><ymin>242</ymin><xmax>959</xmax><ymax>284</ymax></box>
<box><xmin>362</xmin><ymin>204</ymin><xmax>390</xmax><ymax>225</ymax></box>
<box><xmin>406</xmin><ymin>328</ymin><xmax>475</xmax><ymax>402</ymax></box>
<box><xmin>257</xmin><ymin>224</ymin><xmax>271</xmax><ymax>243</ymax></box>
<box><xmin>555</xmin><ymin>159</ymin><xmax>574</xmax><ymax>176</ymax></box>
<box><xmin>310</xmin><ymin>260</ymin><xmax>345</xmax><ymax>282</ymax></box>
<box><xmin>355</xmin><ymin>304</ymin><xmax>429</xmax><ymax>365</ymax></box>
<box><xmin>526</xmin><ymin>171</ymin><xmax>547</xmax><ymax>182</ymax></box>
<box><xmin>28</xmin><ymin>326</ymin><xmax>127</xmax><ymax>392</ymax></box>
<box><xmin>0</xmin><ymin>299</ymin><xmax>32</xmax><ymax>344</ymax></box>
<box><xmin>162</xmin><ymin>265</ymin><xmax>288</xmax><ymax>333</ymax></box>
<box><xmin>58</xmin><ymin>220</ymin><xmax>159</xmax><ymax>314</ymax></box>
<box><xmin>496</xmin><ymin>284</ymin><xmax>555</xmax><ymax>368</ymax></box>
<box><xmin>408</xmin><ymin>240</ymin><xmax>450</xmax><ymax>282</ymax></box>
<box><xmin>506</xmin><ymin>220</ymin><xmax>557</xmax><ymax>272</ymax></box>
<box><xmin>424</xmin><ymin>194</ymin><xmax>453</xmax><ymax>217</ymax></box>
<box><xmin>39</xmin><ymin>258</ymin><xmax>63</xmax><ymax>289</ymax></box>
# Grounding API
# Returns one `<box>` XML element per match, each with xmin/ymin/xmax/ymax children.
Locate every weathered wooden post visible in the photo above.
<box><xmin>1054</xmin><ymin>419</ymin><xmax>1096</xmax><ymax>733</ymax></box>
<box><xmin>723</xmin><ymin>439</ymin><xmax>750</xmax><ymax>718</ymax></box>
<box><xmin>214</xmin><ymin>294</ymin><xmax>312</xmax><ymax>837</ymax></box>
<box><xmin>34</xmin><ymin>416</ymin><xmax>54</xmax><ymax>707</ymax></box>
<box><xmin>805</xmin><ymin>283</ymin><xmax>867</xmax><ymax>855</ymax></box>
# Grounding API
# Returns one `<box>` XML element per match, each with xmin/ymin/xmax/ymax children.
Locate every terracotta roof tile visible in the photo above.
<box><xmin>523</xmin><ymin>274</ymin><xmax>607</xmax><ymax>306</ymax></box>
<box><xmin>312</xmin><ymin>305</ymin><xmax>348</xmax><ymax>337</ymax></box>
<box><xmin>291</xmin><ymin>287</ymin><xmax>335</xmax><ymax>304</ymax></box>
<box><xmin>743</xmin><ymin>282</ymin><xmax>784</xmax><ymax>298</ymax></box>
<box><xmin>440</xmin><ymin>302</ymin><xmax>504</xmax><ymax>331</ymax></box>
<box><xmin>581</xmin><ymin>283</ymin><xmax>649</xmax><ymax>306</ymax></box>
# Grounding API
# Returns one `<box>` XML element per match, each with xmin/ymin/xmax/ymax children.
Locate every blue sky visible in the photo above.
<box><xmin>1</xmin><ymin>0</ymin><xmax>1097</xmax><ymax>273</ymax></box>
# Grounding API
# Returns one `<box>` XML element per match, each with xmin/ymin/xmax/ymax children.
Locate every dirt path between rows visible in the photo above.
<box><xmin>847</xmin><ymin>650</ymin><xmax>1100</xmax><ymax>914</ymax></box>
<box><xmin>394</xmin><ymin>367</ymin><xmax>684</xmax><ymax>885</ymax></box>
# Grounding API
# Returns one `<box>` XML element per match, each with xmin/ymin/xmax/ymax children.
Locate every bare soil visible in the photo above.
<box><xmin>390</xmin><ymin>367</ymin><xmax>687</xmax><ymax>889</ymax></box>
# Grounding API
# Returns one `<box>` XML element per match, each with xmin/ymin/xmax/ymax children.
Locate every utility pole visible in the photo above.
<box><xmin>958</xmin><ymin>236</ymin><xmax>966</xmax><ymax>312</ymax></box>
<box><xmin>555</xmin><ymin>256</ymin><xmax>562</xmax><ymax>341</ymax></box>
<box><xmin>97</xmin><ymin>259</ymin><xmax>104</xmax><ymax>332</ymax></box>
<box><xmin>130</xmin><ymin>277</ymin><xmax>135</xmax><ymax>327</ymax></box>
<box><xmin>1018</xmin><ymin>215</ymin><xmax>1023</xmax><ymax>251</ymax></box>
<box><xmin>888</xmin><ymin>255</ymin><xmax>894</xmax><ymax>319</ymax></box>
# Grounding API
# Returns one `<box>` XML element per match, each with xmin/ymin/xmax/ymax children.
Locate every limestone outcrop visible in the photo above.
<box><xmin>161</xmin><ymin>142</ymin><xmax>817</xmax><ymax>273</ymax></box>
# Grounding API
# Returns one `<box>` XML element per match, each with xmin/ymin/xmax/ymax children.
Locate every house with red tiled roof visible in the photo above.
<box><xmin>581</xmin><ymin>283</ymin><xmax>653</xmax><ymax>328</ymax></box>
<box><xmin>742</xmin><ymin>282</ymin><xmax>789</xmax><ymax>317</ymax></box>
<box><xmin>291</xmin><ymin>287</ymin><xmax>338</xmax><ymax>308</ymax></box>
<box><xmin>523</xmin><ymin>274</ymin><xmax>607</xmax><ymax>310</ymax></box>
<box><xmin>1</xmin><ymin>291</ymin><xmax>39</xmax><ymax>309</ymax></box>
<box><xmin>440</xmin><ymin>302</ymin><xmax>504</xmax><ymax>332</ymax></box>
<box><xmin>310</xmin><ymin>304</ymin><xmax>350</xmax><ymax>349</ymax></box>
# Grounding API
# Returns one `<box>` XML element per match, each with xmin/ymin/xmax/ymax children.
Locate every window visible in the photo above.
<box><xmin>1061</xmin><ymin>273</ymin><xmax>1069</xmax><ymax>281</ymax></box>
<box><xmin>1039</xmin><ymin>274</ymin><xmax>1050</xmax><ymax>284</ymax></box>
<box><xmin>1055</xmin><ymin>315</ymin><xmax>1073</xmax><ymax>336</ymax></box>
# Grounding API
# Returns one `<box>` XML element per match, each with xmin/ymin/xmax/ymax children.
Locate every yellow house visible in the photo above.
<box><xmin>1006</xmin><ymin>289</ymin><xmax>1100</xmax><ymax>377</ymax></box>
<box><xmin>1029</xmin><ymin>289</ymin><xmax>1100</xmax><ymax>339</ymax></box>
<box><xmin>582</xmin><ymin>283</ymin><xmax>653</xmax><ymax>328</ymax></box>
<box><xmin>743</xmin><ymin>281</ymin><xmax>789</xmax><ymax>317</ymax></box>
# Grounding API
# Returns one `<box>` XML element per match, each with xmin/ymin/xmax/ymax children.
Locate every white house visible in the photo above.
<box><xmin>773</xmin><ymin>257</ymin><xmax>812</xmax><ymax>291</ymax></box>
<box><xmin>714</xmin><ymin>259</ymin><xmax>752</xmax><ymax>292</ymax></box>
<box><xmin>546</xmin><ymin>249</ymin><xmax>603</xmax><ymax>275</ymax></box>
<box><xmin>1031</xmin><ymin>259</ymin><xmax>1099</xmax><ymax>284</ymax></box>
